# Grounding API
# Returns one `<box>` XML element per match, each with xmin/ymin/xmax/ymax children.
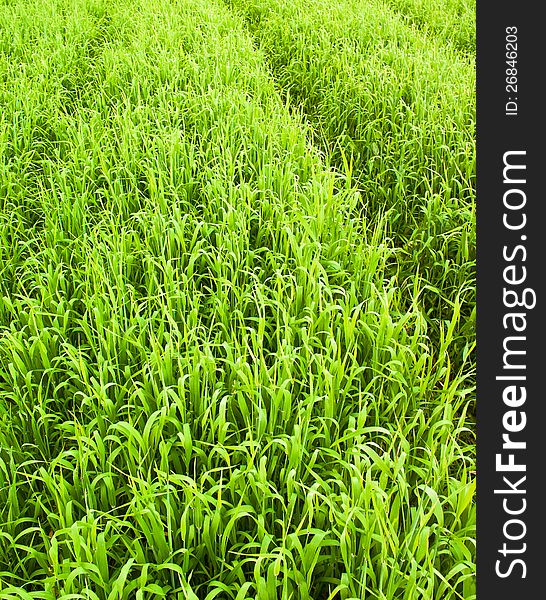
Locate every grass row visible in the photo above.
<box><xmin>1</xmin><ymin>0</ymin><xmax>475</xmax><ymax>598</ymax></box>
<box><xmin>228</xmin><ymin>0</ymin><xmax>476</xmax><ymax>376</ymax></box>
<box><xmin>383</xmin><ymin>0</ymin><xmax>475</xmax><ymax>55</ymax></box>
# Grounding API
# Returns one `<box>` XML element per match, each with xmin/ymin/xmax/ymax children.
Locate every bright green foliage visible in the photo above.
<box><xmin>384</xmin><ymin>0</ymin><xmax>475</xmax><ymax>55</ymax></box>
<box><xmin>0</xmin><ymin>0</ymin><xmax>475</xmax><ymax>598</ymax></box>
<box><xmin>229</xmin><ymin>0</ymin><xmax>475</xmax><ymax>380</ymax></box>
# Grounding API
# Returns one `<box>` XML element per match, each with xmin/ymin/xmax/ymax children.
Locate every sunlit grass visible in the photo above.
<box><xmin>229</xmin><ymin>0</ymin><xmax>476</xmax><ymax>389</ymax></box>
<box><xmin>0</xmin><ymin>0</ymin><xmax>475</xmax><ymax>598</ymax></box>
<box><xmin>384</xmin><ymin>0</ymin><xmax>475</xmax><ymax>55</ymax></box>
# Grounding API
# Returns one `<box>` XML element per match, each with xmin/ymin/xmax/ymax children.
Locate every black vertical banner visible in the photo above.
<box><xmin>477</xmin><ymin>1</ymin><xmax>544</xmax><ymax>597</ymax></box>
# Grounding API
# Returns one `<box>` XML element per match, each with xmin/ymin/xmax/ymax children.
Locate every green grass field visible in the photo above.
<box><xmin>0</xmin><ymin>0</ymin><xmax>475</xmax><ymax>598</ymax></box>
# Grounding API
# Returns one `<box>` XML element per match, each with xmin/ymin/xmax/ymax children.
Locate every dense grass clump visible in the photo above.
<box><xmin>0</xmin><ymin>0</ymin><xmax>475</xmax><ymax>598</ymax></box>
<box><xmin>384</xmin><ymin>0</ymin><xmax>475</xmax><ymax>55</ymax></box>
<box><xmin>229</xmin><ymin>0</ymin><xmax>476</xmax><ymax>375</ymax></box>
